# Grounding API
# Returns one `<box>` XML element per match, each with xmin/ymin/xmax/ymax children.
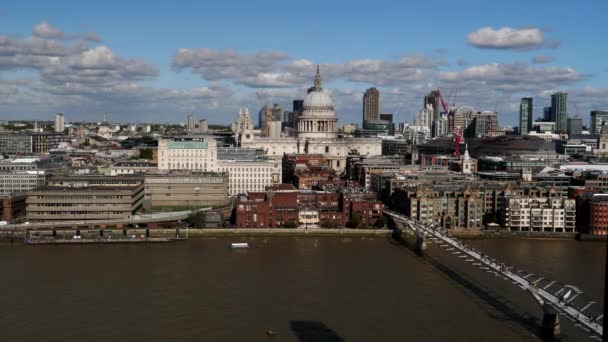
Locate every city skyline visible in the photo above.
<box><xmin>1</xmin><ymin>0</ymin><xmax>607</xmax><ymax>126</ymax></box>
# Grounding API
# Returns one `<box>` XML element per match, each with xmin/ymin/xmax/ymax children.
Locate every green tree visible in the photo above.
<box><xmin>320</xmin><ymin>219</ymin><xmax>338</xmax><ymax>228</ymax></box>
<box><xmin>282</xmin><ymin>221</ymin><xmax>298</xmax><ymax>228</ymax></box>
<box><xmin>186</xmin><ymin>211</ymin><xmax>206</xmax><ymax>227</ymax></box>
<box><xmin>483</xmin><ymin>212</ymin><xmax>498</xmax><ymax>225</ymax></box>
<box><xmin>139</xmin><ymin>148</ymin><xmax>153</xmax><ymax>160</ymax></box>
<box><xmin>348</xmin><ymin>212</ymin><xmax>362</xmax><ymax>228</ymax></box>
<box><xmin>374</xmin><ymin>215</ymin><xmax>386</xmax><ymax>229</ymax></box>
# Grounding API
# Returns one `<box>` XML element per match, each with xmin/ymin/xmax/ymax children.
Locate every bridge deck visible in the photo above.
<box><xmin>385</xmin><ymin>210</ymin><xmax>603</xmax><ymax>338</ymax></box>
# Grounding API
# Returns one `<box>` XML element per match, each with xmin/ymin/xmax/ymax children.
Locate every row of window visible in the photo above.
<box><xmin>31</xmin><ymin>211</ymin><xmax>128</xmax><ymax>215</ymax></box>
<box><xmin>31</xmin><ymin>195</ymin><xmax>132</xmax><ymax>200</ymax></box>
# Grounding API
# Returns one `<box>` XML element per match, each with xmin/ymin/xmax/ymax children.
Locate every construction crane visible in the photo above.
<box><xmin>436</xmin><ymin>89</ymin><xmax>462</xmax><ymax>157</ymax></box>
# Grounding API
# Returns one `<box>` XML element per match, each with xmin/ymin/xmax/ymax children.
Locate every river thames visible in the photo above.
<box><xmin>0</xmin><ymin>236</ymin><xmax>604</xmax><ymax>341</ymax></box>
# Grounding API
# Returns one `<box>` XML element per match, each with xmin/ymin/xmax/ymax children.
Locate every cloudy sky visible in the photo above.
<box><xmin>1</xmin><ymin>0</ymin><xmax>607</xmax><ymax>127</ymax></box>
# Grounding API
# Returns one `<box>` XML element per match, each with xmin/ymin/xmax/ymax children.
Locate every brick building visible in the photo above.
<box><xmin>293</xmin><ymin>169</ymin><xmax>336</xmax><ymax>190</ymax></box>
<box><xmin>0</xmin><ymin>194</ymin><xmax>27</xmax><ymax>221</ymax></box>
<box><xmin>282</xmin><ymin>154</ymin><xmax>329</xmax><ymax>183</ymax></box>
<box><xmin>589</xmin><ymin>194</ymin><xmax>608</xmax><ymax>235</ymax></box>
<box><xmin>234</xmin><ymin>187</ymin><xmax>383</xmax><ymax>228</ymax></box>
<box><xmin>390</xmin><ymin>182</ymin><xmax>564</xmax><ymax>230</ymax></box>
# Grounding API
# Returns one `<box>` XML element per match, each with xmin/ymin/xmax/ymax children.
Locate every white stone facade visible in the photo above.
<box><xmin>158</xmin><ymin>136</ymin><xmax>282</xmax><ymax>196</ymax></box>
<box><xmin>217</xmin><ymin>159</ymin><xmax>281</xmax><ymax>196</ymax></box>
<box><xmin>158</xmin><ymin>137</ymin><xmax>217</xmax><ymax>172</ymax></box>
<box><xmin>240</xmin><ymin>66</ymin><xmax>382</xmax><ymax>172</ymax></box>
<box><xmin>241</xmin><ymin>135</ymin><xmax>381</xmax><ymax>172</ymax></box>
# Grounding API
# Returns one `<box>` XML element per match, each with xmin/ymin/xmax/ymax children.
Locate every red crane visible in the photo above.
<box><xmin>436</xmin><ymin>89</ymin><xmax>461</xmax><ymax>157</ymax></box>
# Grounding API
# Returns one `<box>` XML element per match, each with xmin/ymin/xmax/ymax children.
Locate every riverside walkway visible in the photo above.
<box><xmin>384</xmin><ymin>209</ymin><xmax>603</xmax><ymax>339</ymax></box>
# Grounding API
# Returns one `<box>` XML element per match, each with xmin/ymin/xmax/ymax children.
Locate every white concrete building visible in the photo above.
<box><xmin>110</xmin><ymin>161</ymin><xmax>158</xmax><ymax>176</ymax></box>
<box><xmin>269</xmin><ymin>120</ymin><xmax>282</xmax><ymax>138</ymax></box>
<box><xmin>158</xmin><ymin>135</ymin><xmax>217</xmax><ymax>172</ymax></box>
<box><xmin>187</xmin><ymin>115</ymin><xmax>196</xmax><ymax>132</ymax></box>
<box><xmin>240</xmin><ymin>66</ymin><xmax>381</xmax><ymax>172</ymax></box>
<box><xmin>199</xmin><ymin>119</ymin><xmax>208</xmax><ymax>133</ymax></box>
<box><xmin>505</xmin><ymin>197</ymin><xmax>575</xmax><ymax>232</ymax></box>
<box><xmin>0</xmin><ymin>170</ymin><xmax>46</xmax><ymax>194</ymax></box>
<box><xmin>217</xmin><ymin>159</ymin><xmax>281</xmax><ymax>196</ymax></box>
<box><xmin>158</xmin><ymin>135</ymin><xmax>281</xmax><ymax>196</ymax></box>
<box><xmin>54</xmin><ymin>113</ymin><xmax>65</xmax><ymax>133</ymax></box>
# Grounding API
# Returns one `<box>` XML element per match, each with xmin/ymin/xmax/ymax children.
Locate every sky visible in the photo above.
<box><xmin>1</xmin><ymin>0</ymin><xmax>607</xmax><ymax>127</ymax></box>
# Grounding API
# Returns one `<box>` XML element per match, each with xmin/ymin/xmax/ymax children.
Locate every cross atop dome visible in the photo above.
<box><xmin>313</xmin><ymin>65</ymin><xmax>322</xmax><ymax>91</ymax></box>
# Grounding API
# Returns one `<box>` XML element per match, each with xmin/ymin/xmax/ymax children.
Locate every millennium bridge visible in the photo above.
<box><xmin>385</xmin><ymin>209</ymin><xmax>603</xmax><ymax>340</ymax></box>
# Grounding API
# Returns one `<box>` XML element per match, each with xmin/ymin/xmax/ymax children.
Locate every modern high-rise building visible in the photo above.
<box><xmin>591</xmin><ymin>110</ymin><xmax>608</xmax><ymax>134</ymax></box>
<box><xmin>199</xmin><ymin>119</ymin><xmax>208</xmax><ymax>133</ymax></box>
<box><xmin>424</xmin><ymin>90</ymin><xmax>440</xmax><ymax>121</ymax></box>
<box><xmin>416</xmin><ymin>104</ymin><xmax>434</xmax><ymax>130</ymax></box>
<box><xmin>187</xmin><ymin>114</ymin><xmax>196</xmax><ymax>132</ymax></box>
<box><xmin>54</xmin><ymin>113</ymin><xmax>65</xmax><ymax>133</ymax></box>
<box><xmin>363</xmin><ymin>87</ymin><xmax>380</xmax><ymax>123</ymax></box>
<box><xmin>567</xmin><ymin>117</ymin><xmax>583</xmax><ymax>136</ymax></box>
<box><xmin>519</xmin><ymin>97</ymin><xmax>533</xmax><ymax>135</ymax></box>
<box><xmin>543</xmin><ymin>107</ymin><xmax>552</xmax><ymax>122</ymax></box>
<box><xmin>283</xmin><ymin>100</ymin><xmax>304</xmax><ymax>129</ymax></box>
<box><xmin>293</xmin><ymin>100</ymin><xmax>304</xmax><ymax>113</ymax></box>
<box><xmin>551</xmin><ymin>92</ymin><xmax>568</xmax><ymax>133</ymax></box>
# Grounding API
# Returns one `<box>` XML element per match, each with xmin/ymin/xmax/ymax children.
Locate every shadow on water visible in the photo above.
<box><xmin>388</xmin><ymin>231</ymin><xmax>566</xmax><ymax>342</ymax></box>
<box><xmin>290</xmin><ymin>320</ymin><xmax>345</xmax><ymax>342</ymax></box>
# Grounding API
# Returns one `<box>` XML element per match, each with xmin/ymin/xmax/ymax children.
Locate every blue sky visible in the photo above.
<box><xmin>1</xmin><ymin>0</ymin><xmax>607</xmax><ymax>126</ymax></box>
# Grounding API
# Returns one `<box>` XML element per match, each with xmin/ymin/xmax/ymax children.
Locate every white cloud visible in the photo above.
<box><xmin>32</xmin><ymin>21</ymin><xmax>64</xmax><ymax>40</ymax></box>
<box><xmin>173</xmin><ymin>48</ymin><xmax>444</xmax><ymax>87</ymax></box>
<box><xmin>439</xmin><ymin>62</ymin><xmax>582</xmax><ymax>92</ymax></box>
<box><xmin>467</xmin><ymin>27</ymin><xmax>554</xmax><ymax>50</ymax></box>
<box><xmin>1</xmin><ymin>23</ymin><xmax>605</xmax><ymax>126</ymax></box>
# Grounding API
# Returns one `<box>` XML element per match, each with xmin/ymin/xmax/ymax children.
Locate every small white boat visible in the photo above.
<box><xmin>231</xmin><ymin>242</ymin><xmax>249</xmax><ymax>249</ymax></box>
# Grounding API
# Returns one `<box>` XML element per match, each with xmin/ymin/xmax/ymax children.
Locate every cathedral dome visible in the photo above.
<box><xmin>303</xmin><ymin>90</ymin><xmax>333</xmax><ymax>109</ymax></box>
<box><xmin>297</xmin><ymin>66</ymin><xmax>339</xmax><ymax>139</ymax></box>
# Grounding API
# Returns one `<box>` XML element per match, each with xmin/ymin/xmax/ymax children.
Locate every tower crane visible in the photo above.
<box><xmin>436</xmin><ymin>89</ymin><xmax>462</xmax><ymax>157</ymax></box>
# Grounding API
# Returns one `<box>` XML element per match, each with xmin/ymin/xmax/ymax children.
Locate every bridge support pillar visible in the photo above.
<box><xmin>541</xmin><ymin>311</ymin><xmax>560</xmax><ymax>339</ymax></box>
<box><xmin>415</xmin><ymin>236</ymin><xmax>427</xmax><ymax>252</ymax></box>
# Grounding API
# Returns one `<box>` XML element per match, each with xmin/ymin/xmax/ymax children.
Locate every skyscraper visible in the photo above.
<box><xmin>551</xmin><ymin>92</ymin><xmax>568</xmax><ymax>133</ymax></box>
<box><xmin>363</xmin><ymin>87</ymin><xmax>380</xmax><ymax>124</ymax></box>
<box><xmin>519</xmin><ymin>97</ymin><xmax>533</xmax><ymax>135</ymax></box>
<box><xmin>293</xmin><ymin>100</ymin><xmax>304</xmax><ymax>113</ymax></box>
<box><xmin>424</xmin><ymin>90</ymin><xmax>440</xmax><ymax>121</ymax></box>
<box><xmin>54</xmin><ymin>113</ymin><xmax>64</xmax><ymax>133</ymax></box>
<box><xmin>283</xmin><ymin>100</ymin><xmax>304</xmax><ymax>129</ymax></box>
<box><xmin>543</xmin><ymin>107</ymin><xmax>552</xmax><ymax>122</ymax></box>
<box><xmin>199</xmin><ymin>119</ymin><xmax>208</xmax><ymax>133</ymax></box>
<box><xmin>187</xmin><ymin>114</ymin><xmax>196</xmax><ymax>132</ymax></box>
<box><xmin>591</xmin><ymin>110</ymin><xmax>608</xmax><ymax>134</ymax></box>
<box><xmin>567</xmin><ymin>117</ymin><xmax>582</xmax><ymax>136</ymax></box>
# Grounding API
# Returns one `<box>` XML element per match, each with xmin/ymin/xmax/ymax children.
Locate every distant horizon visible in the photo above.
<box><xmin>1</xmin><ymin>0</ymin><xmax>607</xmax><ymax>126</ymax></box>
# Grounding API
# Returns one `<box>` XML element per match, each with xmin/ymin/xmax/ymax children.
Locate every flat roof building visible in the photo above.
<box><xmin>144</xmin><ymin>172</ymin><xmax>229</xmax><ymax>209</ymax></box>
<box><xmin>0</xmin><ymin>170</ymin><xmax>46</xmax><ymax>195</ymax></box>
<box><xmin>26</xmin><ymin>184</ymin><xmax>144</xmax><ymax>222</ymax></box>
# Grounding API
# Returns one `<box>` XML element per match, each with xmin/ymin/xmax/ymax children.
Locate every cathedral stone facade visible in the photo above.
<box><xmin>240</xmin><ymin>66</ymin><xmax>382</xmax><ymax>172</ymax></box>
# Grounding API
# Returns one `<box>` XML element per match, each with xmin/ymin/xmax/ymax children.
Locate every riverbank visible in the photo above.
<box><xmin>2</xmin><ymin>227</ymin><xmax>604</xmax><ymax>242</ymax></box>
<box><xmin>162</xmin><ymin>228</ymin><xmax>393</xmax><ymax>237</ymax></box>
<box><xmin>0</xmin><ymin>228</ymin><xmax>393</xmax><ymax>241</ymax></box>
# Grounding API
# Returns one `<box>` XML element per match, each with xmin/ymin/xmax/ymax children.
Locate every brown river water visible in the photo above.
<box><xmin>0</xmin><ymin>236</ymin><xmax>604</xmax><ymax>341</ymax></box>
